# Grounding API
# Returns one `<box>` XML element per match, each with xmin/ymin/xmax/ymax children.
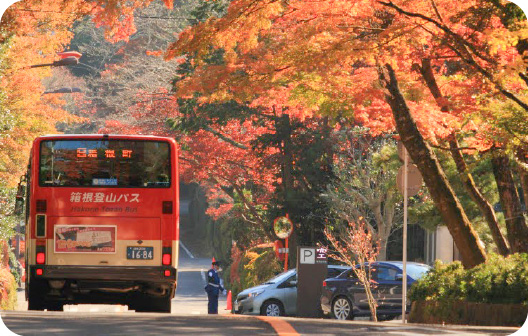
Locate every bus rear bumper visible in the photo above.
<box><xmin>30</xmin><ymin>265</ymin><xmax>177</xmax><ymax>282</ymax></box>
<box><xmin>27</xmin><ymin>265</ymin><xmax>177</xmax><ymax>310</ymax></box>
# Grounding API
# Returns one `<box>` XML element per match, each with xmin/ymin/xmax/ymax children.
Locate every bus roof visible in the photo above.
<box><xmin>35</xmin><ymin>134</ymin><xmax>176</xmax><ymax>142</ymax></box>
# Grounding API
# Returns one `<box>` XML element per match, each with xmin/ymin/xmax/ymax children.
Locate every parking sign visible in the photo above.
<box><xmin>299</xmin><ymin>248</ymin><xmax>315</xmax><ymax>264</ymax></box>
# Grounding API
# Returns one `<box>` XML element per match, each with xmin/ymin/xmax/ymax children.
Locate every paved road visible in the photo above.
<box><xmin>1</xmin><ymin>243</ymin><xmax>523</xmax><ymax>335</ymax></box>
<box><xmin>1</xmin><ymin>310</ymin><xmax>521</xmax><ymax>336</ymax></box>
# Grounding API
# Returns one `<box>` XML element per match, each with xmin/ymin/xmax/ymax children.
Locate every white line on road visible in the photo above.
<box><xmin>180</xmin><ymin>241</ymin><xmax>194</xmax><ymax>258</ymax></box>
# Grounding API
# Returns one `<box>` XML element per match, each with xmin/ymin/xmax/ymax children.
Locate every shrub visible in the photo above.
<box><xmin>408</xmin><ymin>260</ymin><xmax>465</xmax><ymax>302</ymax></box>
<box><xmin>226</xmin><ymin>245</ymin><xmax>282</xmax><ymax>300</ymax></box>
<box><xmin>409</xmin><ymin>253</ymin><xmax>528</xmax><ymax>305</ymax></box>
<box><xmin>0</xmin><ymin>241</ymin><xmax>18</xmax><ymax>310</ymax></box>
<box><xmin>465</xmin><ymin>253</ymin><xmax>528</xmax><ymax>304</ymax></box>
<box><xmin>0</xmin><ymin>267</ymin><xmax>17</xmax><ymax>310</ymax></box>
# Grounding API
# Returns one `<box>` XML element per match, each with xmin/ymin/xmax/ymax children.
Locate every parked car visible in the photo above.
<box><xmin>321</xmin><ymin>261</ymin><xmax>431</xmax><ymax>320</ymax></box>
<box><xmin>234</xmin><ymin>265</ymin><xmax>349</xmax><ymax>316</ymax></box>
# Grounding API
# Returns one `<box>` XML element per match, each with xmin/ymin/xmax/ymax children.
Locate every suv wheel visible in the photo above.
<box><xmin>332</xmin><ymin>296</ymin><xmax>352</xmax><ymax>320</ymax></box>
<box><xmin>261</xmin><ymin>300</ymin><xmax>284</xmax><ymax>316</ymax></box>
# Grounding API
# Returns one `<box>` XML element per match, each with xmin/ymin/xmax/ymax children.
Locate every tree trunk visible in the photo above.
<box><xmin>417</xmin><ymin>58</ymin><xmax>509</xmax><ymax>256</ymax></box>
<box><xmin>448</xmin><ymin>137</ymin><xmax>510</xmax><ymax>256</ymax></box>
<box><xmin>518</xmin><ymin>167</ymin><xmax>528</xmax><ymax>210</ymax></box>
<box><xmin>491</xmin><ymin>152</ymin><xmax>528</xmax><ymax>253</ymax></box>
<box><xmin>281</xmin><ymin>113</ymin><xmax>294</xmax><ymax>197</ymax></box>
<box><xmin>516</xmin><ymin>148</ymin><xmax>528</xmax><ymax>211</ymax></box>
<box><xmin>279</xmin><ymin>113</ymin><xmax>297</xmax><ymax>267</ymax></box>
<box><xmin>378</xmin><ymin>237</ymin><xmax>388</xmax><ymax>261</ymax></box>
<box><xmin>378</xmin><ymin>64</ymin><xmax>486</xmax><ymax>268</ymax></box>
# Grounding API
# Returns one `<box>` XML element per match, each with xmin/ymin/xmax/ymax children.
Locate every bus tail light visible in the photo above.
<box><xmin>36</xmin><ymin>244</ymin><xmax>45</xmax><ymax>264</ymax></box>
<box><xmin>162</xmin><ymin>253</ymin><xmax>171</xmax><ymax>265</ymax></box>
<box><xmin>162</xmin><ymin>246</ymin><xmax>171</xmax><ymax>265</ymax></box>
<box><xmin>36</xmin><ymin>269</ymin><xmax>43</xmax><ymax>276</ymax></box>
<box><xmin>164</xmin><ymin>270</ymin><xmax>171</xmax><ymax>277</ymax></box>
<box><xmin>36</xmin><ymin>252</ymin><xmax>45</xmax><ymax>264</ymax></box>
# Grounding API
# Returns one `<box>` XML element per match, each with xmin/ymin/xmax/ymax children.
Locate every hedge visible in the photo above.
<box><xmin>409</xmin><ymin>253</ymin><xmax>528</xmax><ymax>304</ymax></box>
<box><xmin>409</xmin><ymin>300</ymin><xmax>527</xmax><ymax>326</ymax></box>
<box><xmin>408</xmin><ymin>253</ymin><xmax>528</xmax><ymax>326</ymax></box>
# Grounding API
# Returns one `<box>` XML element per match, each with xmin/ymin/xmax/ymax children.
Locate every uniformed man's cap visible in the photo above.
<box><xmin>212</xmin><ymin>261</ymin><xmax>221</xmax><ymax>266</ymax></box>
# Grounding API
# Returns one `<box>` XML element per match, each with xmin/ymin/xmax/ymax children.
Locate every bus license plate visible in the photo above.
<box><xmin>127</xmin><ymin>246</ymin><xmax>154</xmax><ymax>260</ymax></box>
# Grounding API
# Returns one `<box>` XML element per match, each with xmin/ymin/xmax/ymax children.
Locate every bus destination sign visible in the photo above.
<box><xmin>77</xmin><ymin>148</ymin><xmax>133</xmax><ymax>159</ymax></box>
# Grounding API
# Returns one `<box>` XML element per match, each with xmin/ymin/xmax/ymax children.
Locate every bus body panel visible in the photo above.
<box><xmin>24</xmin><ymin>134</ymin><xmax>179</xmax><ymax>312</ymax></box>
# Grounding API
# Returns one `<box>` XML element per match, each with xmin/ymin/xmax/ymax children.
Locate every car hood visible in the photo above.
<box><xmin>238</xmin><ymin>284</ymin><xmax>271</xmax><ymax>296</ymax></box>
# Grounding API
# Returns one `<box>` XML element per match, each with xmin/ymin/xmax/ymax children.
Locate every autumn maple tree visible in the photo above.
<box><xmin>0</xmin><ymin>0</ymin><xmax>181</xmax><ymax>279</ymax></box>
<box><xmin>3</xmin><ymin>0</ymin><xmax>528</xmax><ymax>270</ymax></box>
<box><xmin>163</xmin><ymin>0</ymin><xmax>528</xmax><ymax>267</ymax></box>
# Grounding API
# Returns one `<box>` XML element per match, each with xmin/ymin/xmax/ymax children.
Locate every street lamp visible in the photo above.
<box><xmin>24</xmin><ymin>51</ymin><xmax>82</xmax><ymax>69</ymax></box>
<box><xmin>29</xmin><ymin>56</ymin><xmax>79</xmax><ymax>68</ymax></box>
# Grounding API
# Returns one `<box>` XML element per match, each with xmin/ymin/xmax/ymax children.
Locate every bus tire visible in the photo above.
<box><xmin>131</xmin><ymin>293</ymin><xmax>171</xmax><ymax>313</ymax></box>
<box><xmin>139</xmin><ymin>293</ymin><xmax>171</xmax><ymax>313</ymax></box>
<box><xmin>47</xmin><ymin>303</ymin><xmax>64</xmax><ymax>311</ymax></box>
<box><xmin>27</xmin><ymin>286</ymin><xmax>46</xmax><ymax>311</ymax></box>
<box><xmin>150</xmin><ymin>295</ymin><xmax>172</xmax><ymax>313</ymax></box>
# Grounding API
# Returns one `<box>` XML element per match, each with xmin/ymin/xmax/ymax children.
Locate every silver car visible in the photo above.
<box><xmin>234</xmin><ymin>265</ymin><xmax>349</xmax><ymax>316</ymax></box>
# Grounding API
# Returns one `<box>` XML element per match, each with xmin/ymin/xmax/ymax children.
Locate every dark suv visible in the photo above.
<box><xmin>321</xmin><ymin>261</ymin><xmax>430</xmax><ymax>320</ymax></box>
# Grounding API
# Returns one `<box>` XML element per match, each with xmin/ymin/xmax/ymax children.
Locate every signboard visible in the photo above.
<box><xmin>396</xmin><ymin>164</ymin><xmax>423</xmax><ymax>197</ymax></box>
<box><xmin>54</xmin><ymin>225</ymin><xmax>116</xmax><ymax>253</ymax></box>
<box><xmin>296</xmin><ymin>246</ymin><xmax>328</xmax><ymax>318</ymax></box>
<box><xmin>299</xmin><ymin>247</ymin><xmax>328</xmax><ymax>264</ymax></box>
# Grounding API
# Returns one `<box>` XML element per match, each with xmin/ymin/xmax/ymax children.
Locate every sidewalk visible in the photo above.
<box><xmin>386</xmin><ymin>318</ymin><xmax>522</xmax><ymax>335</ymax></box>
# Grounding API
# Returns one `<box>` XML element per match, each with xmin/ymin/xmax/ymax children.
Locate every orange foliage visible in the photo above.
<box><xmin>0</xmin><ymin>0</ymin><xmax>90</xmax><ymax>185</ymax></box>
<box><xmin>0</xmin><ymin>0</ymin><xmax>175</xmax><ymax>186</ymax></box>
<box><xmin>165</xmin><ymin>0</ymin><xmax>528</xmax><ymax>151</ymax></box>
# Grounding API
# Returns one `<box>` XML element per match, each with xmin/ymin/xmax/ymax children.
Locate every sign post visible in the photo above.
<box><xmin>396</xmin><ymin>142</ymin><xmax>422</xmax><ymax>323</ymax></box>
<box><xmin>402</xmin><ymin>146</ymin><xmax>408</xmax><ymax>324</ymax></box>
<box><xmin>296</xmin><ymin>246</ymin><xmax>328</xmax><ymax>318</ymax></box>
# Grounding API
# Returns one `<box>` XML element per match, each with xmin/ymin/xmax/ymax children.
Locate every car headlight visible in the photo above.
<box><xmin>248</xmin><ymin>290</ymin><xmax>264</xmax><ymax>298</ymax></box>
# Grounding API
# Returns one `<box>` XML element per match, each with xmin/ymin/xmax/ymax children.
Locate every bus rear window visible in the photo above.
<box><xmin>39</xmin><ymin>140</ymin><xmax>171</xmax><ymax>188</ymax></box>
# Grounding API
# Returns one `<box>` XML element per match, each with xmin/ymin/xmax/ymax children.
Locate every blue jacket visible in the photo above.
<box><xmin>205</xmin><ymin>268</ymin><xmax>223</xmax><ymax>296</ymax></box>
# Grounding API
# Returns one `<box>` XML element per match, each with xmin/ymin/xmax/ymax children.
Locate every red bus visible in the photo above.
<box><xmin>22</xmin><ymin>134</ymin><xmax>179</xmax><ymax>312</ymax></box>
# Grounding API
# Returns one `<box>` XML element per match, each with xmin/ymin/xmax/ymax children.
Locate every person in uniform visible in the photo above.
<box><xmin>205</xmin><ymin>261</ymin><xmax>224</xmax><ymax>314</ymax></box>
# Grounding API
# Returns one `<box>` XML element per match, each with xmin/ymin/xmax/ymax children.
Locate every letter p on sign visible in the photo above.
<box><xmin>300</xmin><ymin>248</ymin><xmax>315</xmax><ymax>264</ymax></box>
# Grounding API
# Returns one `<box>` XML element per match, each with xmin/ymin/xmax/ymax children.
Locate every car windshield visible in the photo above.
<box><xmin>327</xmin><ymin>266</ymin><xmax>350</xmax><ymax>278</ymax></box>
<box><xmin>406</xmin><ymin>264</ymin><xmax>431</xmax><ymax>279</ymax></box>
<box><xmin>262</xmin><ymin>269</ymin><xmax>296</xmax><ymax>284</ymax></box>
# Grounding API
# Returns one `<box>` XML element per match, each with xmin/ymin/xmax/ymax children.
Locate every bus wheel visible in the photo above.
<box><xmin>27</xmin><ymin>287</ymin><xmax>46</xmax><ymax>311</ymax></box>
<box><xmin>147</xmin><ymin>294</ymin><xmax>172</xmax><ymax>313</ymax></box>
<box><xmin>131</xmin><ymin>293</ymin><xmax>171</xmax><ymax>313</ymax></box>
<box><xmin>47</xmin><ymin>303</ymin><xmax>64</xmax><ymax>311</ymax></box>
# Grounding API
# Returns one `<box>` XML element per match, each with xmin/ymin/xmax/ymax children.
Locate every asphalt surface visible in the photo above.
<box><xmin>1</xmin><ymin>242</ymin><xmax>525</xmax><ymax>335</ymax></box>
